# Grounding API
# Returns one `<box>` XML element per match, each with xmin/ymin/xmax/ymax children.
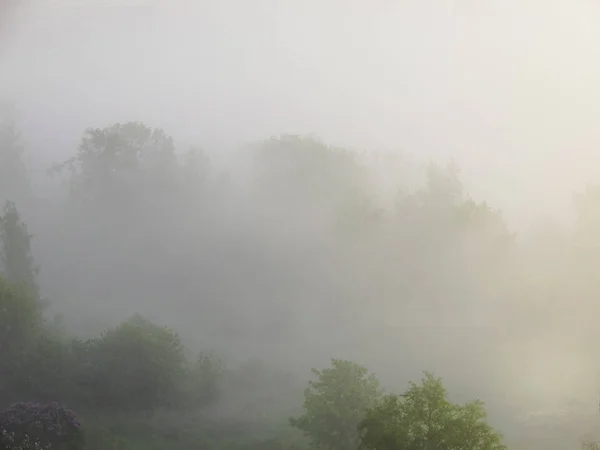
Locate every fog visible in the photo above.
<box><xmin>2</xmin><ymin>1</ymin><xmax>600</xmax><ymax>448</ymax></box>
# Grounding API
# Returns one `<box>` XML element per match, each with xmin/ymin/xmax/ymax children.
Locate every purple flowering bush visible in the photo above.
<box><xmin>0</xmin><ymin>402</ymin><xmax>83</xmax><ymax>450</ymax></box>
<box><xmin>0</xmin><ymin>428</ymin><xmax>49</xmax><ymax>450</ymax></box>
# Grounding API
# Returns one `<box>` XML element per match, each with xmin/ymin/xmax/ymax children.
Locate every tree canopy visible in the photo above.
<box><xmin>359</xmin><ymin>372</ymin><xmax>505</xmax><ymax>450</ymax></box>
<box><xmin>290</xmin><ymin>359</ymin><xmax>382</xmax><ymax>450</ymax></box>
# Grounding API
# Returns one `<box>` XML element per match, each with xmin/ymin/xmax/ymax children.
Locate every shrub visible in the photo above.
<box><xmin>0</xmin><ymin>428</ymin><xmax>49</xmax><ymax>450</ymax></box>
<box><xmin>0</xmin><ymin>402</ymin><xmax>83</xmax><ymax>450</ymax></box>
<box><xmin>8</xmin><ymin>330</ymin><xmax>80</xmax><ymax>404</ymax></box>
<box><xmin>0</xmin><ymin>277</ymin><xmax>42</xmax><ymax>354</ymax></box>
<box><xmin>0</xmin><ymin>277</ymin><xmax>44</xmax><ymax>403</ymax></box>
<box><xmin>81</xmin><ymin>314</ymin><xmax>186</xmax><ymax>411</ymax></box>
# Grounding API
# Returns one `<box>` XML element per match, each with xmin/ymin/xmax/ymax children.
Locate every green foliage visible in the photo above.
<box><xmin>0</xmin><ymin>119</ymin><xmax>574</xmax><ymax>450</ymax></box>
<box><xmin>0</xmin><ymin>202</ymin><xmax>40</xmax><ymax>300</ymax></box>
<box><xmin>0</xmin><ymin>276</ymin><xmax>42</xmax><ymax>353</ymax></box>
<box><xmin>9</xmin><ymin>329</ymin><xmax>76</xmax><ymax>402</ymax></box>
<box><xmin>0</xmin><ymin>277</ymin><xmax>43</xmax><ymax>402</ymax></box>
<box><xmin>251</xmin><ymin>135</ymin><xmax>374</xmax><ymax>219</ymax></box>
<box><xmin>52</xmin><ymin>122</ymin><xmax>178</xmax><ymax>204</ymax></box>
<box><xmin>173</xmin><ymin>350</ymin><xmax>225</xmax><ymax>409</ymax></box>
<box><xmin>189</xmin><ymin>351</ymin><xmax>225</xmax><ymax>406</ymax></box>
<box><xmin>397</xmin><ymin>162</ymin><xmax>512</xmax><ymax>242</ymax></box>
<box><xmin>0</xmin><ymin>204</ymin><xmax>65</xmax><ymax>403</ymax></box>
<box><xmin>79</xmin><ymin>314</ymin><xmax>186</xmax><ymax>412</ymax></box>
<box><xmin>80</xmin><ymin>408</ymin><xmax>309</xmax><ymax>450</ymax></box>
<box><xmin>359</xmin><ymin>372</ymin><xmax>505</xmax><ymax>450</ymax></box>
<box><xmin>290</xmin><ymin>359</ymin><xmax>382</xmax><ymax>450</ymax></box>
<box><xmin>181</xmin><ymin>146</ymin><xmax>210</xmax><ymax>193</ymax></box>
<box><xmin>420</xmin><ymin>162</ymin><xmax>464</xmax><ymax>211</ymax></box>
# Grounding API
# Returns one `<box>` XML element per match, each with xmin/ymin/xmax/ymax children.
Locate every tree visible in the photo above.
<box><xmin>0</xmin><ymin>109</ymin><xmax>29</xmax><ymax>204</ymax></box>
<box><xmin>181</xmin><ymin>146</ymin><xmax>210</xmax><ymax>192</ymax></box>
<box><xmin>290</xmin><ymin>359</ymin><xmax>382</xmax><ymax>450</ymax></box>
<box><xmin>0</xmin><ymin>276</ymin><xmax>42</xmax><ymax>354</ymax></box>
<box><xmin>386</xmin><ymin>162</ymin><xmax>517</xmax><ymax>328</ymax></box>
<box><xmin>176</xmin><ymin>350</ymin><xmax>225</xmax><ymax>409</ymax></box>
<box><xmin>250</xmin><ymin>134</ymin><xmax>375</xmax><ymax>228</ymax></box>
<box><xmin>0</xmin><ymin>201</ymin><xmax>39</xmax><ymax>300</ymax></box>
<box><xmin>81</xmin><ymin>314</ymin><xmax>186</xmax><ymax>412</ymax></box>
<box><xmin>51</xmin><ymin>122</ymin><xmax>178</xmax><ymax>206</ymax></box>
<box><xmin>0</xmin><ymin>275</ymin><xmax>44</xmax><ymax>403</ymax></box>
<box><xmin>192</xmin><ymin>350</ymin><xmax>224</xmax><ymax>404</ymax></box>
<box><xmin>358</xmin><ymin>372</ymin><xmax>505</xmax><ymax>450</ymax></box>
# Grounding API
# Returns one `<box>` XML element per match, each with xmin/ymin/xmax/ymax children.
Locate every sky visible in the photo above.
<box><xmin>2</xmin><ymin>0</ymin><xmax>600</xmax><ymax>228</ymax></box>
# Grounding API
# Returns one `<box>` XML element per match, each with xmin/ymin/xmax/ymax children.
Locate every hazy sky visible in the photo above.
<box><xmin>2</xmin><ymin>0</ymin><xmax>600</xmax><ymax>227</ymax></box>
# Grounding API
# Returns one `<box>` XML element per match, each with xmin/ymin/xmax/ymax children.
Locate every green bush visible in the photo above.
<box><xmin>8</xmin><ymin>329</ymin><xmax>75</xmax><ymax>403</ymax></box>
<box><xmin>77</xmin><ymin>314</ymin><xmax>186</xmax><ymax>412</ymax></box>
<box><xmin>0</xmin><ymin>276</ymin><xmax>43</xmax><ymax>353</ymax></box>
<box><xmin>0</xmin><ymin>276</ymin><xmax>44</xmax><ymax>403</ymax></box>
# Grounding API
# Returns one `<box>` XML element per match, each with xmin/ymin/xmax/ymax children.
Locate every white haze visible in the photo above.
<box><xmin>3</xmin><ymin>1</ymin><xmax>600</xmax><ymax>448</ymax></box>
<box><xmin>3</xmin><ymin>0</ymin><xmax>600</xmax><ymax>227</ymax></box>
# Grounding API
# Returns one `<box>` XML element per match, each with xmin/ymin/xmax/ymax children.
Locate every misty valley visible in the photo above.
<box><xmin>1</xmin><ymin>119</ymin><xmax>600</xmax><ymax>450</ymax></box>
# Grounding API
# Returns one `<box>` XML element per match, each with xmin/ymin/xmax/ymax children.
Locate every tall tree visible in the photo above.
<box><xmin>290</xmin><ymin>359</ymin><xmax>382</xmax><ymax>450</ymax></box>
<box><xmin>250</xmin><ymin>134</ymin><xmax>375</xmax><ymax>229</ymax></box>
<box><xmin>181</xmin><ymin>146</ymin><xmax>210</xmax><ymax>192</ymax></box>
<box><xmin>0</xmin><ymin>275</ymin><xmax>42</xmax><ymax>355</ymax></box>
<box><xmin>0</xmin><ymin>201</ymin><xmax>39</xmax><ymax>300</ymax></box>
<box><xmin>52</xmin><ymin>122</ymin><xmax>178</xmax><ymax>206</ymax></box>
<box><xmin>0</xmin><ymin>111</ymin><xmax>29</xmax><ymax>203</ymax></box>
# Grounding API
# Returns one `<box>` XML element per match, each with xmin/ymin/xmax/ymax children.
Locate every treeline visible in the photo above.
<box><xmin>0</xmin><ymin>200</ymin><xmax>218</xmax><ymax>411</ymax></box>
<box><xmin>1</xmin><ymin>114</ymin><xmax>600</xmax><ymax>448</ymax></box>
<box><xmin>2</xmin><ymin>118</ymin><xmax>518</xmax><ymax>350</ymax></box>
<box><xmin>0</xmin><ymin>261</ymin><xmax>506</xmax><ymax>450</ymax></box>
<box><xmin>0</xmin><ymin>203</ymin><xmax>225</xmax><ymax>448</ymax></box>
<box><xmin>0</xmin><ymin>196</ymin><xmax>261</xmax><ymax>449</ymax></box>
<box><xmin>0</xmin><ymin>117</ymin><xmax>511</xmax><ymax>449</ymax></box>
<box><xmin>0</xmin><ymin>229</ymin><xmax>506</xmax><ymax>450</ymax></box>
<box><xmin>0</xmin><ymin>118</ymin><xmax>524</xmax><ymax>396</ymax></box>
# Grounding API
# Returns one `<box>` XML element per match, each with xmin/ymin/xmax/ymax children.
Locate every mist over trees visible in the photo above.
<box><xmin>1</xmin><ymin>112</ymin><xmax>600</xmax><ymax>449</ymax></box>
<box><xmin>0</xmin><ymin>113</ymin><xmax>28</xmax><ymax>205</ymax></box>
